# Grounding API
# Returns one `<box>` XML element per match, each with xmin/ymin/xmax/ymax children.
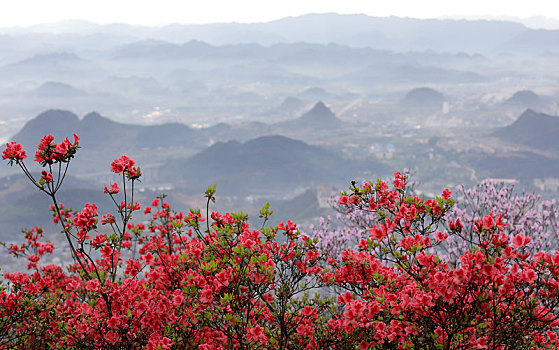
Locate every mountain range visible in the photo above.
<box><xmin>10</xmin><ymin>100</ymin><xmax>346</xmax><ymax>150</ymax></box>
<box><xmin>6</xmin><ymin>105</ymin><xmax>385</xmax><ymax>194</ymax></box>
<box><xmin>2</xmin><ymin>13</ymin><xmax>556</xmax><ymax>138</ymax></box>
<box><xmin>11</xmin><ymin>109</ymin><xmax>200</xmax><ymax>151</ymax></box>
<box><xmin>3</xmin><ymin>13</ymin><xmax>556</xmax><ymax>54</ymax></box>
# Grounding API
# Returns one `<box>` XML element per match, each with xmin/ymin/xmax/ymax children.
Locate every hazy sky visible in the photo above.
<box><xmin>3</xmin><ymin>0</ymin><xmax>558</xmax><ymax>27</ymax></box>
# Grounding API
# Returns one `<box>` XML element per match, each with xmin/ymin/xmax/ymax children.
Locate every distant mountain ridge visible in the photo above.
<box><xmin>12</xmin><ymin>109</ymin><xmax>199</xmax><ymax>151</ymax></box>
<box><xmin>0</xmin><ymin>13</ymin><xmax>546</xmax><ymax>53</ymax></box>
<box><xmin>32</xmin><ymin>82</ymin><xmax>87</xmax><ymax>98</ymax></box>
<box><xmin>500</xmin><ymin>28</ymin><xmax>559</xmax><ymax>53</ymax></box>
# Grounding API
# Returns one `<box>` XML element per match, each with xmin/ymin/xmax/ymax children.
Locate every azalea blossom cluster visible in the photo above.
<box><xmin>111</xmin><ymin>154</ymin><xmax>141</xmax><ymax>179</ymax></box>
<box><xmin>2</xmin><ymin>135</ymin><xmax>79</xmax><ymax>195</ymax></box>
<box><xmin>1</xmin><ymin>142</ymin><xmax>26</xmax><ymax>163</ymax></box>
<box><xmin>35</xmin><ymin>134</ymin><xmax>79</xmax><ymax>165</ymax></box>
<box><xmin>444</xmin><ymin>179</ymin><xmax>559</xmax><ymax>264</ymax></box>
<box><xmin>1</xmin><ymin>137</ymin><xmax>559</xmax><ymax>349</ymax></box>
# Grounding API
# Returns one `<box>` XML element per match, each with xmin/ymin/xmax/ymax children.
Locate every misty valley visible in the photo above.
<box><xmin>0</xmin><ymin>13</ymin><xmax>558</xmax><ymax>271</ymax></box>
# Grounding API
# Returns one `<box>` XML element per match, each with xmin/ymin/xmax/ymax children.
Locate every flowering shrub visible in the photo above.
<box><xmin>1</xmin><ymin>137</ymin><xmax>559</xmax><ymax>349</ymax></box>
<box><xmin>311</xmin><ymin>173</ymin><xmax>417</xmax><ymax>261</ymax></box>
<box><xmin>310</xmin><ymin>202</ymin><xmax>376</xmax><ymax>263</ymax></box>
<box><xmin>444</xmin><ymin>179</ymin><xmax>559</xmax><ymax>264</ymax></box>
<box><xmin>323</xmin><ymin>175</ymin><xmax>559</xmax><ymax>348</ymax></box>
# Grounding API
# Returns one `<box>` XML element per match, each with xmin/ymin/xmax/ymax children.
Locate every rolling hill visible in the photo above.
<box><xmin>401</xmin><ymin>87</ymin><xmax>446</xmax><ymax>108</ymax></box>
<box><xmin>493</xmin><ymin>109</ymin><xmax>559</xmax><ymax>151</ymax></box>
<box><xmin>277</xmin><ymin>101</ymin><xmax>342</xmax><ymax>129</ymax></box>
<box><xmin>11</xmin><ymin>109</ymin><xmax>200</xmax><ymax>151</ymax></box>
<box><xmin>163</xmin><ymin>134</ymin><xmax>387</xmax><ymax>195</ymax></box>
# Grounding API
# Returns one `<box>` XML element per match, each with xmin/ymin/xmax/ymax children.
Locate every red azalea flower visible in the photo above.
<box><xmin>2</xmin><ymin>142</ymin><xmax>26</xmax><ymax>162</ymax></box>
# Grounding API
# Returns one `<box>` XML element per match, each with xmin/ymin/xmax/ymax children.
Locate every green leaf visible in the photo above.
<box><xmin>205</xmin><ymin>184</ymin><xmax>217</xmax><ymax>198</ymax></box>
<box><xmin>221</xmin><ymin>293</ymin><xmax>232</xmax><ymax>303</ymax></box>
